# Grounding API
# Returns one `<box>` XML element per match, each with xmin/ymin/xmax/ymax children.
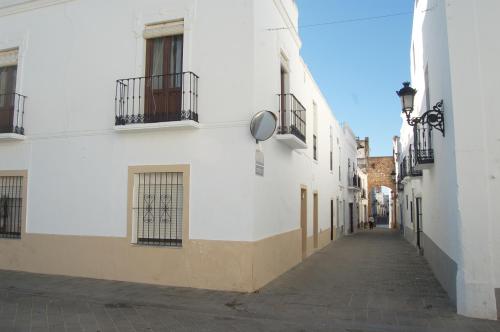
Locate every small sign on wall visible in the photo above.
<box><xmin>256</xmin><ymin>150</ymin><xmax>264</xmax><ymax>176</ymax></box>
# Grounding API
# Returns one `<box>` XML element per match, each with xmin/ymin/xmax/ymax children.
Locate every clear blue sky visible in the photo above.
<box><xmin>296</xmin><ymin>0</ymin><xmax>414</xmax><ymax>156</ymax></box>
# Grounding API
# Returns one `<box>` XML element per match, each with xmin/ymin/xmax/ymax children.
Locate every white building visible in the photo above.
<box><xmin>342</xmin><ymin>124</ymin><xmax>362</xmax><ymax>234</ymax></box>
<box><xmin>397</xmin><ymin>0</ymin><xmax>500</xmax><ymax>320</ymax></box>
<box><xmin>0</xmin><ymin>0</ymin><xmax>360</xmax><ymax>292</ymax></box>
<box><xmin>356</xmin><ymin>137</ymin><xmax>369</xmax><ymax>228</ymax></box>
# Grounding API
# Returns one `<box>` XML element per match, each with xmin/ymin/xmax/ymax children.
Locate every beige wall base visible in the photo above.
<box><xmin>0</xmin><ymin>229</ymin><xmax>311</xmax><ymax>293</ymax></box>
<box><xmin>303</xmin><ymin>228</ymin><xmax>334</xmax><ymax>258</ymax></box>
<box><xmin>252</xmin><ymin>229</ymin><xmax>302</xmax><ymax>290</ymax></box>
<box><xmin>318</xmin><ymin>228</ymin><xmax>332</xmax><ymax>249</ymax></box>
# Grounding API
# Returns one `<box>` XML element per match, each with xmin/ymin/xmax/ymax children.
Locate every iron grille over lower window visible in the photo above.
<box><xmin>0</xmin><ymin>176</ymin><xmax>23</xmax><ymax>239</ymax></box>
<box><xmin>133</xmin><ymin>172</ymin><xmax>183</xmax><ymax>247</ymax></box>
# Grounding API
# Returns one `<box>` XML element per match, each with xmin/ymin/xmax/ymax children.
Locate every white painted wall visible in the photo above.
<box><xmin>0</xmin><ymin>0</ymin><xmax>358</xmax><ymax>247</ymax></box>
<box><xmin>402</xmin><ymin>0</ymin><xmax>500</xmax><ymax>320</ymax></box>
<box><xmin>251</xmin><ymin>0</ymin><xmax>355</xmax><ymax>241</ymax></box>
<box><xmin>0</xmin><ymin>0</ymin><xmax>258</xmax><ymax>241</ymax></box>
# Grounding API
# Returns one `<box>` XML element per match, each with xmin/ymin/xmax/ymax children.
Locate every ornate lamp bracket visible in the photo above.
<box><xmin>405</xmin><ymin>100</ymin><xmax>445</xmax><ymax>137</ymax></box>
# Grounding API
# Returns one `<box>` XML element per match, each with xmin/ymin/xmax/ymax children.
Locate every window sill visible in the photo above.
<box><xmin>130</xmin><ymin>243</ymin><xmax>183</xmax><ymax>249</ymax></box>
<box><xmin>114</xmin><ymin>120</ymin><xmax>200</xmax><ymax>132</ymax></box>
<box><xmin>0</xmin><ymin>133</ymin><xmax>26</xmax><ymax>141</ymax></box>
<box><xmin>276</xmin><ymin>134</ymin><xmax>307</xmax><ymax>150</ymax></box>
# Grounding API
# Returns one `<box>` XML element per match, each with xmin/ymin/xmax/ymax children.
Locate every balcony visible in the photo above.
<box><xmin>348</xmin><ymin>174</ymin><xmax>361</xmax><ymax>191</ymax></box>
<box><xmin>409</xmin><ymin>145</ymin><xmax>423</xmax><ymax>177</ymax></box>
<box><xmin>276</xmin><ymin>93</ymin><xmax>307</xmax><ymax>149</ymax></box>
<box><xmin>0</xmin><ymin>93</ymin><xmax>26</xmax><ymax>141</ymax></box>
<box><xmin>414</xmin><ymin>125</ymin><xmax>434</xmax><ymax>169</ymax></box>
<box><xmin>400</xmin><ymin>158</ymin><xmax>409</xmax><ymax>180</ymax></box>
<box><xmin>400</xmin><ymin>148</ymin><xmax>422</xmax><ymax>182</ymax></box>
<box><xmin>114</xmin><ymin>72</ymin><xmax>199</xmax><ymax>131</ymax></box>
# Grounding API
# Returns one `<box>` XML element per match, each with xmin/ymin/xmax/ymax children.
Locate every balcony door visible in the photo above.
<box><xmin>416</xmin><ymin>197</ymin><xmax>422</xmax><ymax>249</ymax></box>
<box><xmin>0</xmin><ymin>65</ymin><xmax>17</xmax><ymax>133</ymax></box>
<box><xmin>145</xmin><ymin>35</ymin><xmax>183</xmax><ymax>123</ymax></box>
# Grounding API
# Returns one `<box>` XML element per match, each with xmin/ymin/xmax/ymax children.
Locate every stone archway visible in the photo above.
<box><xmin>367</xmin><ymin>156</ymin><xmax>397</xmax><ymax>228</ymax></box>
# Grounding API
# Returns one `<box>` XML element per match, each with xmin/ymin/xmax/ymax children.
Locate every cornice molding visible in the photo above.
<box><xmin>0</xmin><ymin>0</ymin><xmax>75</xmax><ymax>17</ymax></box>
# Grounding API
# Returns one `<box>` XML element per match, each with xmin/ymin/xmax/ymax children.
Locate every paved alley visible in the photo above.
<box><xmin>0</xmin><ymin>229</ymin><xmax>498</xmax><ymax>332</ymax></box>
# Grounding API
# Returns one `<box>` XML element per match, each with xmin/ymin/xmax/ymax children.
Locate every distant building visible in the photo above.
<box><xmin>356</xmin><ymin>137</ymin><xmax>369</xmax><ymax>227</ymax></box>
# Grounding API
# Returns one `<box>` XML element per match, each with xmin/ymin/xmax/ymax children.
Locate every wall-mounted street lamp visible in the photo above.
<box><xmin>396</xmin><ymin>82</ymin><xmax>445</xmax><ymax>136</ymax></box>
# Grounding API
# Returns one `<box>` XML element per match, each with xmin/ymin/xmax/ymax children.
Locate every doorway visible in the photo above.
<box><xmin>349</xmin><ymin>203</ymin><xmax>354</xmax><ymax>234</ymax></box>
<box><xmin>313</xmin><ymin>193</ymin><xmax>318</xmax><ymax>248</ymax></box>
<box><xmin>300</xmin><ymin>188</ymin><xmax>307</xmax><ymax>259</ymax></box>
<box><xmin>364</xmin><ymin>205</ymin><xmax>367</xmax><ymax>228</ymax></box>
<box><xmin>416</xmin><ymin>197</ymin><xmax>422</xmax><ymax>249</ymax></box>
<box><xmin>330</xmin><ymin>199</ymin><xmax>334</xmax><ymax>241</ymax></box>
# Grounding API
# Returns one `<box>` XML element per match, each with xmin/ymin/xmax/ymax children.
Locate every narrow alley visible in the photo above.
<box><xmin>0</xmin><ymin>230</ymin><xmax>498</xmax><ymax>332</ymax></box>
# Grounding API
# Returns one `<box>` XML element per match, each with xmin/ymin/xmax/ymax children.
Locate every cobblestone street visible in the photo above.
<box><xmin>0</xmin><ymin>229</ymin><xmax>498</xmax><ymax>332</ymax></box>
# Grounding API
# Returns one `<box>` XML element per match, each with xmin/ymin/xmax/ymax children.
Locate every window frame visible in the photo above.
<box><xmin>0</xmin><ymin>170</ymin><xmax>27</xmax><ymax>240</ymax></box>
<box><xmin>127</xmin><ymin>165</ymin><xmax>190</xmax><ymax>248</ymax></box>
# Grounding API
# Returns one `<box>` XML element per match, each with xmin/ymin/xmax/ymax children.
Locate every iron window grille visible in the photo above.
<box><xmin>115</xmin><ymin>72</ymin><xmax>199</xmax><ymax>126</ymax></box>
<box><xmin>133</xmin><ymin>172</ymin><xmax>183</xmax><ymax>247</ymax></box>
<box><xmin>0</xmin><ymin>176</ymin><xmax>23</xmax><ymax>239</ymax></box>
<box><xmin>277</xmin><ymin>93</ymin><xmax>306</xmax><ymax>143</ymax></box>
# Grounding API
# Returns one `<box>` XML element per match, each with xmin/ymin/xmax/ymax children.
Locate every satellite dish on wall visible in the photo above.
<box><xmin>250</xmin><ymin>111</ymin><xmax>277</xmax><ymax>143</ymax></box>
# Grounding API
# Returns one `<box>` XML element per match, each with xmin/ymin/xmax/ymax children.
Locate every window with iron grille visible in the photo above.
<box><xmin>133</xmin><ymin>172</ymin><xmax>183</xmax><ymax>247</ymax></box>
<box><xmin>0</xmin><ymin>176</ymin><xmax>23</xmax><ymax>239</ymax></box>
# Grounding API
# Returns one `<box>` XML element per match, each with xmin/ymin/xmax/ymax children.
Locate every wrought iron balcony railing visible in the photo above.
<box><xmin>415</xmin><ymin>125</ymin><xmax>434</xmax><ymax>164</ymax></box>
<box><xmin>115</xmin><ymin>72</ymin><xmax>199</xmax><ymax>126</ymax></box>
<box><xmin>0</xmin><ymin>93</ymin><xmax>26</xmax><ymax>135</ymax></box>
<box><xmin>277</xmin><ymin>93</ymin><xmax>306</xmax><ymax>143</ymax></box>
<box><xmin>409</xmin><ymin>144</ymin><xmax>423</xmax><ymax>177</ymax></box>
<box><xmin>400</xmin><ymin>147</ymin><xmax>423</xmax><ymax>180</ymax></box>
